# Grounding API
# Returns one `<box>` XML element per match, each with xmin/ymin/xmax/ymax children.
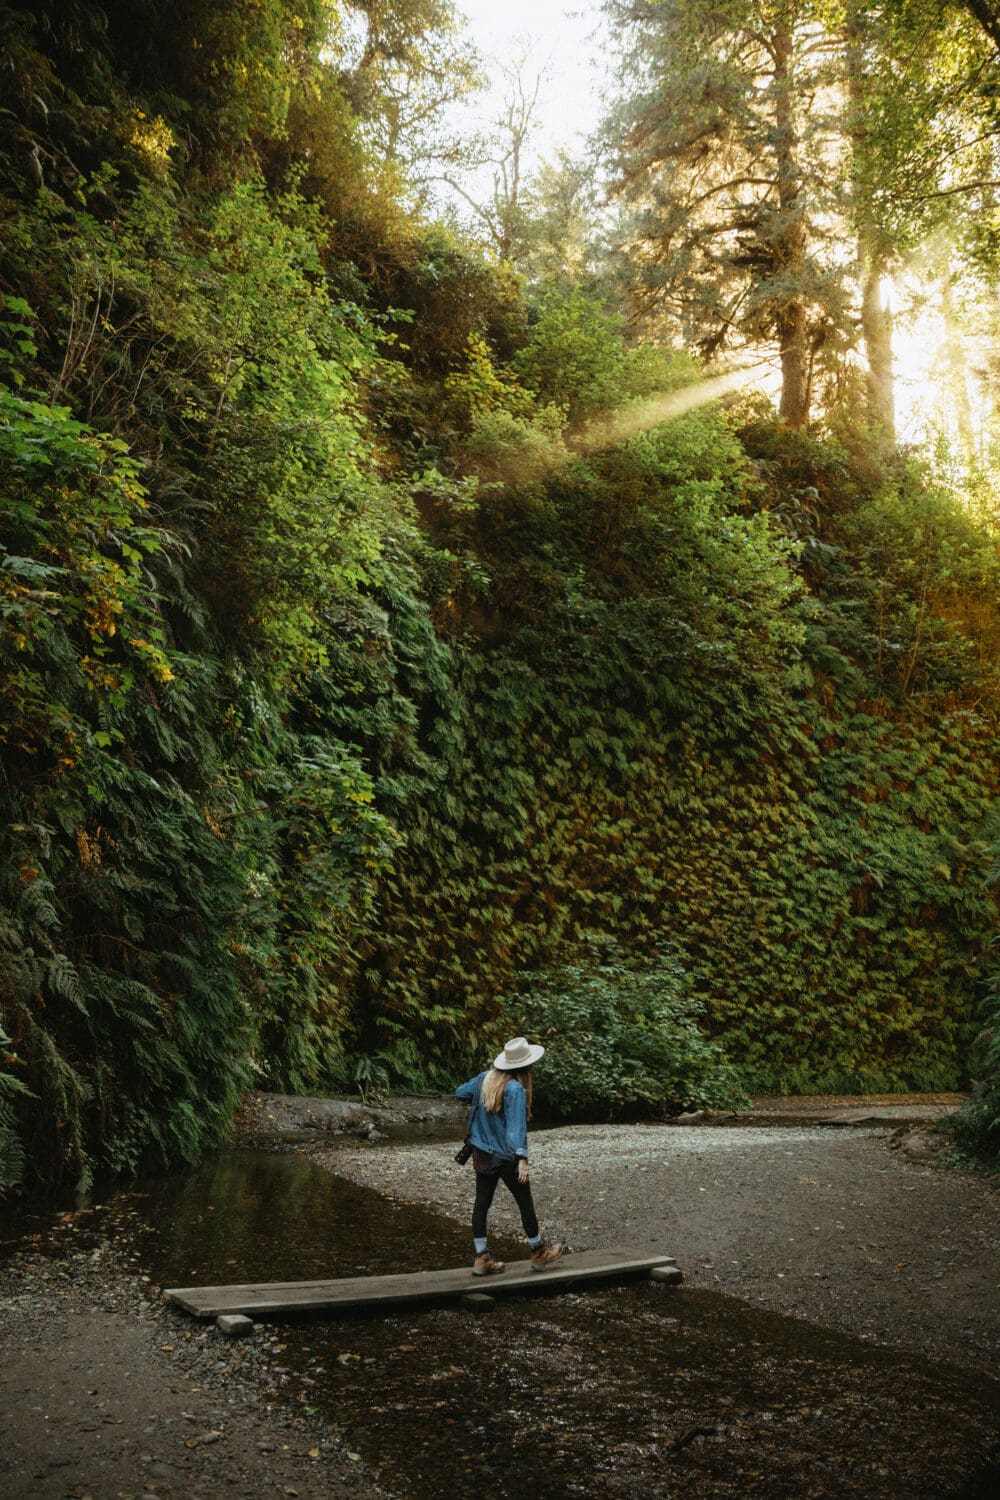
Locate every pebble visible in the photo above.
<box><xmin>0</xmin><ymin>1238</ymin><xmax>355</xmax><ymax>1499</ymax></box>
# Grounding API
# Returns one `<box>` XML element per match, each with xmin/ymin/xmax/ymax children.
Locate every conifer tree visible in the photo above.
<box><xmin>840</xmin><ymin>0</ymin><xmax>1000</xmax><ymax>435</ymax></box>
<box><xmin>603</xmin><ymin>0</ymin><xmax>847</xmax><ymax>427</ymax></box>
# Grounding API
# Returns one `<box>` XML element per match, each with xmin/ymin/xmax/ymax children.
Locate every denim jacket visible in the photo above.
<box><xmin>455</xmin><ymin>1071</ymin><xmax>528</xmax><ymax>1162</ymax></box>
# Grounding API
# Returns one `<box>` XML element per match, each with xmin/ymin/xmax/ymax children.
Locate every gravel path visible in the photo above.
<box><xmin>318</xmin><ymin>1122</ymin><xmax>1000</xmax><ymax>1371</ymax></box>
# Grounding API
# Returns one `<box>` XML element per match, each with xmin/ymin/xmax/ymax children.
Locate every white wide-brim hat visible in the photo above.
<box><xmin>494</xmin><ymin>1036</ymin><xmax>545</xmax><ymax>1071</ymax></box>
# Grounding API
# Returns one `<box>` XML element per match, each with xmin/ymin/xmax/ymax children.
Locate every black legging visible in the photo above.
<box><xmin>472</xmin><ymin>1160</ymin><xmax>539</xmax><ymax>1241</ymax></box>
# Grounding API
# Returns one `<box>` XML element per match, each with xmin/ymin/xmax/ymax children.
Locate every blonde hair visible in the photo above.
<box><xmin>481</xmin><ymin>1065</ymin><xmax>533</xmax><ymax>1118</ymax></box>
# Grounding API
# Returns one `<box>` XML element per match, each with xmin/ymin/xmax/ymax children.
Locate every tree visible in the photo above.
<box><xmin>435</xmin><ymin>54</ymin><xmax>543</xmax><ymax>263</ymax></box>
<box><xmin>839</xmin><ymin>0</ymin><xmax>1000</xmax><ymax>436</ymax></box>
<box><xmin>845</xmin><ymin>1</ymin><xmax>896</xmax><ymax>434</ymax></box>
<box><xmin>603</xmin><ymin>1</ymin><xmax>1000</xmax><ymax>434</ymax></box>
<box><xmin>603</xmin><ymin>0</ymin><xmax>847</xmax><ymax>428</ymax></box>
<box><xmin>329</xmin><ymin>0</ymin><xmax>483</xmax><ymax>192</ymax></box>
<box><xmin>962</xmin><ymin>0</ymin><xmax>1000</xmax><ymax>54</ymax></box>
<box><xmin>516</xmin><ymin>150</ymin><xmax>606</xmax><ymax>288</ymax></box>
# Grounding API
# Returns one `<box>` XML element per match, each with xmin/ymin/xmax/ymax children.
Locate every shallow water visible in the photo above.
<box><xmin>79</xmin><ymin>1146</ymin><xmax>1000</xmax><ymax>1500</ymax></box>
<box><xmin>108</xmin><ymin>1146</ymin><xmax>475</xmax><ymax>1284</ymax></box>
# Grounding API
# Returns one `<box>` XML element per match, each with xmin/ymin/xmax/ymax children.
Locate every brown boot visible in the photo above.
<box><xmin>472</xmin><ymin>1251</ymin><xmax>505</xmax><ymax>1277</ymax></box>
<box><xmin>530</xmin><ymin>1241</ymin><xmax>564</xmax><ymax>1272</ymax></box>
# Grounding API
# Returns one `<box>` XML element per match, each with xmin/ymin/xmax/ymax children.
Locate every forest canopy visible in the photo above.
<box><xmin>0</xmin><ymin>0</ymin><xmax>998</xmax><ymax>1190</ymax></box>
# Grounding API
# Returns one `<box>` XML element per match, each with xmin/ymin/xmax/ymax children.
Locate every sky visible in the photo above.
<box><xmin>453</xmin><ymin>0</ymin><xmax>608</xmax><ymax>171</ymax></box>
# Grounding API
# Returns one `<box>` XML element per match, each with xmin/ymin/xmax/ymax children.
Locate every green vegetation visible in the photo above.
<box><xmin>497</xmin><ymin>942</ymin><xmax>746</xmax><ymax>1119</ymax></box>
<box><xmin>953</xmin><ymin>840</ymin><xmax>1000</xmax><ymax>1163</ymax></box>
<box><xmin>0</xmin><ymin>1</ymin><xmax>998</xmax><ymax>1189</ymax></box>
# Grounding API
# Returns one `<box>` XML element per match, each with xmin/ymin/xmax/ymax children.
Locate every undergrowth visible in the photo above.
<box><xmin>1</xmin><ymin>1</ymin><xmax>997</xmax><ymax>1190</ymax></box>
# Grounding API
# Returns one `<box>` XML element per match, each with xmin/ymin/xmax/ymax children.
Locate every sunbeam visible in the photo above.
<box><xmin>571</xmin><ymin>363</ymin><xmax>774</xmax><ymax>458</ymax></box>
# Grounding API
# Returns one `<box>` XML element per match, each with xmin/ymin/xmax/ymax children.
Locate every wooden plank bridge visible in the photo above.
<box><xmin>163</xmin><ymin>1247</ymin><xmax>680</xmax><ymax>1321</ymax></box>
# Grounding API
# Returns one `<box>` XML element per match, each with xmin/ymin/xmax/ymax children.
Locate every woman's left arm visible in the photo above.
<box><xmin>505</xmin><ymin>1081</ymin><xmax>529</xmax><ymax>1162</ymax></box>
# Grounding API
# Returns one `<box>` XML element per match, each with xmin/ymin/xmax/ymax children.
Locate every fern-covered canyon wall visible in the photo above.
<box><xmin>1</xmin><ymin>2</ymin><xmax>998</xmax><ymax>1190</ymax></box>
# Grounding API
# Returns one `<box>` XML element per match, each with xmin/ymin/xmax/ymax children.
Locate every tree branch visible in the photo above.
<box><xmin>962</xmin><ymin>0</ymin><xmax>1000</xmax><ymax>55</ymax></box>
<box><xmin>912</xmin><ymin>177</ymin><xmax>1000</xmax><ymax>201</ymax></box>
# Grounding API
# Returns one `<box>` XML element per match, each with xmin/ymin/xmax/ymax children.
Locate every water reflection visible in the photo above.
<box><xmin>116</xmin><ymin>1148</ymin><xmax>490</xmax><ymax>1286</ymax></box>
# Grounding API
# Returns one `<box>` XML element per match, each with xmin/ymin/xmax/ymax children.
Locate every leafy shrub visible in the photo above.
<box><xmin>953</xmin><ymin>844</ymin><xmax>1000</xmax><ymax>1164</ymax></box>
<box><xmin>512</xmin><ymin>288</ymin><xmax>627</xmax><ymax>423</ymax></box>
<box><xmin>0</xmin><ymin>1020</ymin><xmax>30</xmax><ymax>1191</ymax></box>
<box><xmin>494</xmin><ymin>941</ymin><xmax>747</xmax><ymax>1120</ymax></box>
<box><xmin>953</xmin><ymin>969</ymin><xmax>1000</xmax><ymax>1163</ymax></box>
<box><xmin>826</xmin><ymin>468</ymin><xmax>1000</xmax><ymax>703</ymax></box>
<box><xmin>462</xmin><ymin>407</ymin><xmax>568</xmax><ymax>489</ymax></box>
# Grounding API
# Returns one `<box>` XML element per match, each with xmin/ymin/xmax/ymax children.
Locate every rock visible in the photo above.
<box><xmin>216</xmin><ymin>1314</ymin><xmax>254</xmax><ymax>1338</ymax></box>
<box><xmin>889</xmin><ymin>1125</ymin><xmax>946</xmax><ymax>1161</ymax></box>
<box><xmin>650</xmin><ymin>1265</ymin><xmax>684</xmax><ymax>1285</ymax></box>
<box><xmin>902</xmin><ymin>1131</ymin><xmax>945</xmax><ymax>1162</ymax></box>
<box><xmin>460</xmin><ymin>1292</ymin><xmax>496</xmax><ymax>1313</ymax></box>
<box><xmin>672</xmin><ymin>1110</ymin><xmax>705</xmax><ymax>1126</ymax></box>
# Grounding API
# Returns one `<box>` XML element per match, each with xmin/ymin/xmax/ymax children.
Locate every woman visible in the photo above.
<box><xmin>455</xmin><ymin>1035</ymin><xmax>563</xmax><ymax>1276</ymax></box>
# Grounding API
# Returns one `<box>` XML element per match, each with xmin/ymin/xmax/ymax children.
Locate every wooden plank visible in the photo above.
<box><xmin>163</xmin><ymin>1247</ymin><xmax>677</xmax><ymax>1320</ymax></box>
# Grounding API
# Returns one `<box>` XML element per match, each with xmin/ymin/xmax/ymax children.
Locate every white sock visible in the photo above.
<box><xmin>474</xmin><ymin>1237</ymin><xmax>488</xmax><ymax>1255</ymax></box>
<box><xmin>528</xmin><ymin>1234</ymin><xmax>543</xmax><ymax>1249</ymax></box>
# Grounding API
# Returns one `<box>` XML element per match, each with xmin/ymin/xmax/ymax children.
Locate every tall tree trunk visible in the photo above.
<box><xmin>777</xmin><ymin>297</ymin><xmax>810</xmax><ymax>428</ymax></box>
<box><xmin>963</xmin><ymin>0</ymin><xmax>1000</xmax><ymax>55</ymax></box>
<box><xmin>773</xmin><ymin>22</ymin><xmax>810</xmax><ymax>428</ymax></box>
<box><xmin>940</xmin><ymin>272</ymin><xmax>977</xmax><ymax>458</ymax></box>
<box><xmin>859</xmin><ymin>242</ymin><xmax>895</xmax><ymax>436</ymax></box>
<box><xmin>847</xmin><ymin>6</ymin><xmax>896</xmax><ymax>435</ymax></box>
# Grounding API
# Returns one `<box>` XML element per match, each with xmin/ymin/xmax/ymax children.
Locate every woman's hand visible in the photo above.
<box><xmin>517</xmin><ymin>1159</ymin><xmax>530</xmax><ymax>1184</ymax></box>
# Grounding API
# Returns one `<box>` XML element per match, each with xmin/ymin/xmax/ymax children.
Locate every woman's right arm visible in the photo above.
<box><xmin>455</xmin><ymin>1075</ymin><xmax>479</xmax><ymax>1102</ymax></box>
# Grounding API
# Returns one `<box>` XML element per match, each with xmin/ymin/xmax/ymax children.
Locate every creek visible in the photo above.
<box><xmin>54</xmin><ymin>1140</ymin><xmax>1000</xmax><ymax>1494</ymax></box>
<box><xmin>4</xmin><ymin>1143</ymin><xmax>1000</xmax><ymax>1498</ymax></box>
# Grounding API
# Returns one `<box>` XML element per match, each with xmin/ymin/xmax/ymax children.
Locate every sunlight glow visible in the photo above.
<box><xmin>572</xmin><ymin>365</ymin><xmax>773</xmax><ymax>457</ymax></box>
<box><xmin>451</xmin><ymin>7</ymin><xmax>994</xmax><ymax>463</ymax></box>
<box><xmin>483</xmin><ymin>363</ymin><xmax>775</xmax><ymax>489</ymax></box>
<box><xmin>888</xmin><ymin>270</ymin><xmax>990</xmax><ymax>452</ymax></box>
